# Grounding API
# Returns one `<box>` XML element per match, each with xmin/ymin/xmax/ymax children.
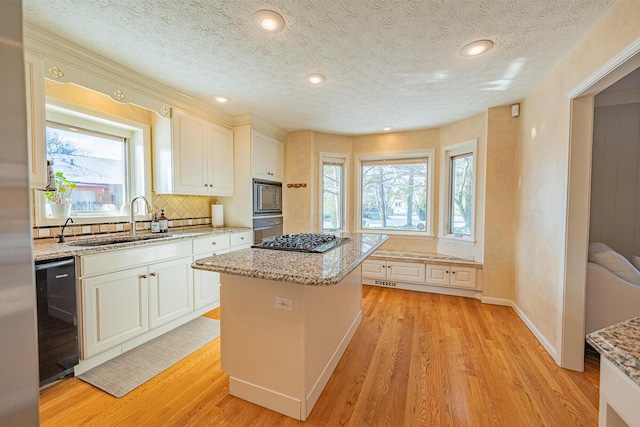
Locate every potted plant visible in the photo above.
<box><xmin>44</xmin><ymin>172</ymin><xmax>76</xmax><ymax>218</ymax></box>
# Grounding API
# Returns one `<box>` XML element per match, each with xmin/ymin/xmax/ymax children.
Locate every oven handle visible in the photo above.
<box><xmin>35</xmin><ymin>258</ymin><xmax>75</xmax><ymax>271</ymax></box>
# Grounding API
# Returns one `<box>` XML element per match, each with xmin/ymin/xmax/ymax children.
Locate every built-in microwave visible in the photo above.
<box><xmin>253</xmin><ymin>179</ymin><xmax>282</xmax><ymax>216</ymax></box>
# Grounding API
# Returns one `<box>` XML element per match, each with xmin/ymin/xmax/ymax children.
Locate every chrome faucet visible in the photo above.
<box><xmin>130</xmin><ymin>195</ymin><xmax>152</xmax><ymax>237</ymax></box>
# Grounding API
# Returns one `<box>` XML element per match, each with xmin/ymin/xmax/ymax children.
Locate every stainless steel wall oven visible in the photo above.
<box><xmin>253</xmin><ymin>179</ymin><xmax>282</xmax><ymax>216</ymax></box>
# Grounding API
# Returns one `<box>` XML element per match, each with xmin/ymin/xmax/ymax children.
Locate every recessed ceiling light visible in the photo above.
<box><xmin>383</xmin><ymin>127</ymin><xmax>392</xmax><ymax>131</ymax></box>
<box><xmin>307</xmin><ymin>73</ymin><xmax>326</xmax><ymax>84</ymax></box>
<box><xmin>252</xmin><ymin>10</ymin><xmax>285</xmax><ymax>33</ymax></box>
<box><xmin>460</xmin><ymin>40</ymin><xmax>494</xmax><ymax>57</ymax></box>
<box><xmin>212</xmin><ymin>95</ymin><xmax>230</xmax><ymax>103</ymax></box>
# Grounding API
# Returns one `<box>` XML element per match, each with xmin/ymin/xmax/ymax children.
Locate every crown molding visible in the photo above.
<box><xmin>23</xmin><ymin>23</ymin><xmax>233</xmax><ymax>127</ymax></box>
<box><xmin>232</xmin><ymin>113</ymin><xmax>288</xmax><ymax>140</ymax></box>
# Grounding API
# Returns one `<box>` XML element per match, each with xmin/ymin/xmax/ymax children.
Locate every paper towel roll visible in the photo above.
<box><xmin>212</xmin><ymin>204</ymin><xmax>224</xmax><ymax>228</ymax></box>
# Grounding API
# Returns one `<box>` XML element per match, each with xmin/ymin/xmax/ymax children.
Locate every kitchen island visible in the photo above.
<box><xmin>192</xmin><ymin>233</ymin><xmax>388</xmax><ymax>421</ymax></box>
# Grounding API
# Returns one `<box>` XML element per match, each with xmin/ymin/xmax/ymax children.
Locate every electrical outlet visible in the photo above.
<box><xmin>275</xmin><ymin>296</ymin><xmax>293</xmax><ymax>311</ymax></box>
<box><xmin>511</xmin><ymin>103</ymin><xmax>520</xmax><ymax>117</ymax></box>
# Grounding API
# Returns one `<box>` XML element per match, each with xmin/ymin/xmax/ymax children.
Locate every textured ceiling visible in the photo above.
<box><xmin>22</xmin><ymin>0</ymin><xmax>615</xmax><ymax>135</ymax></box>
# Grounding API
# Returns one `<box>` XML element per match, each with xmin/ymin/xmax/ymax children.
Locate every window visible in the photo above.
<box><xmin>357</xmin><ymin>151</ymin><xmax>434</xmax><ymax>234</ymax></box>
<box><xmin>35</xmin><ymin>100</ymin><xmax>151</xmax><ymax>225</ymax></box>
<box><xmin>441</xmin><ymin>140</ymin><xmax>476</xmax><ymax>240</ymax></box>
<box><xmin>320</xmin><ymin>153</ymin><xmax>348</xmax><ymax>232</ymax></box>
<box><xmin>46</xmin><ymin>122</ymin><xmax>128</xmax><ymax>216</ymax></box>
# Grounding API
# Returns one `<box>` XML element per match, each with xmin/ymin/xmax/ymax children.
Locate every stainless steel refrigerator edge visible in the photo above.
<box><xmin>0</xmin><ymin>1</ymin><xmax>41</xmax><ymax>425</ymax></box>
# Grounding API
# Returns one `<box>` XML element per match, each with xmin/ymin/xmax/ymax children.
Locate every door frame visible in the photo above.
<box><xmin>561</xmin><ymin>39</ymin><xmax>640</xmax><ymax>370</ymax></box>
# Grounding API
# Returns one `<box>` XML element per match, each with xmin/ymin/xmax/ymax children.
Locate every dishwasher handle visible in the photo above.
<box><xmin>35</xmin><ymin>258</ymin><xmax>75</xmax><ymax>271</ymax></box>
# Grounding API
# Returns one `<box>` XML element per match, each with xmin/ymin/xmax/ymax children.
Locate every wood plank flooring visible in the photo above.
<box><xmin>39</xmin><ymin>286</ymin><xmax>600</xmax><ymax>426</ymax></box>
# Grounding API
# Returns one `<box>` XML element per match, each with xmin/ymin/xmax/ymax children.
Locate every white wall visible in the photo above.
<box><xmin>590</xmin><ymin>102</ymin><xmax>640</xmax><ymax>260</ymax></box>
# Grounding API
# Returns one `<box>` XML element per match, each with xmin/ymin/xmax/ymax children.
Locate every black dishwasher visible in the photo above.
<box><xmin>35</xmin><ymin>257</ymin><xmax>79</xmax><ymax>386</ymax></box>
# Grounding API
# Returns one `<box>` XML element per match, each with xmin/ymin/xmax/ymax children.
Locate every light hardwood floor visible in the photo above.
<box><xmin>40</xmin><ymin>286</ymin><xmax>600</xmax><ymax>426</ymax></box>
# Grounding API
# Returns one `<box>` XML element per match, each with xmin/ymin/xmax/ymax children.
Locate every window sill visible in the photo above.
<box><xmin>356</xmin><ymin>229</ymin><xmax>436</xmax><ymax>238</ymax></box>
<box><xmin>438</xmin><ymin>235</ymin><xmax>476</xmax><ymax>246</ymax></box>
<box><xmin>35</xmin><ymin>213</ymin><xmax>151</xmax><ymax>227</ymax></box>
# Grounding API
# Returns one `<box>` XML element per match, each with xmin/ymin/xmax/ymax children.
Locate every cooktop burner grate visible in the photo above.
<box><xmin>252</xmin><ymin>233</ymin><xmax>349</xmax><ymax>253</ymax></box>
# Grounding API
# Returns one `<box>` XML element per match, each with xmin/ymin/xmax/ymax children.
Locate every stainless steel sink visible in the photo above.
<box><xmin>68</xmin><ymin>234</ymin><xmax>170</xmax><ymax>247</ymax></box>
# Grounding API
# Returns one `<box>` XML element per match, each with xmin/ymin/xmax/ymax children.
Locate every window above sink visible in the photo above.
<box><xmin>34</xmin><ymin>98</ymin><xmax>152</xmax><ymax>226</ymax></box>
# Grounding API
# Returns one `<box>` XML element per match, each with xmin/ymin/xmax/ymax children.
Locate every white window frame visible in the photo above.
<box><xmin>34</xmin><ymin>98</ymin><xmax>151</xmax><ymax>226</ymax></box>
<box><xmin>356</xmin><ymin>149</ymin><xmax>435</xmax><ymax>236</ymax></box>
<box><xmin>319</xmin><ymin>152</ymin><xmax>349</xmax><ymax>232</ymax></box>
<box><xmin>439</xmin><ymin>139</ymin><xmax>477</xmax><ymax>244</ymax></box>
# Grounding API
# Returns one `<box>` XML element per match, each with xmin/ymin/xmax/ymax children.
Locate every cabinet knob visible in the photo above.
<box><xmin>452</xmin><ymin>271</ymin><xmax>455</xmax><ymax>274</ymax></box>
<box><xmin>150</xmin><ymin>272</ymin><xmax>157</xmax><ymax>277</ymax></box>
<box><xmin>445</xmin><ymin>271</ymin><xmax>449</xmax><ymax>274</ymax></box>
<box><xmin>140</xmin><ymin>274</ymin><xmax>148</xmax><ymax>279</ymax></box>
<box><xmin>204</xmin><ymin>183</ymin><xmax>209</xmax><ymax>187</ymax></box>
<box><xmin>212</xmin><ymin>241</ymin><xmax>216</xmax><ymax>245</ymax></box>
<box><xmin>240</xmin><ymin>237</ymin><xmax>244</xmax><ymax>240</ymax></box>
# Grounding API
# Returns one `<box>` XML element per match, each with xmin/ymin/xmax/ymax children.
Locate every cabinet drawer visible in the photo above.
<box><xmin>80</xmin><ymin>240</ymin><xmax>192</xmax><ymax>278</ymax></box>
<box><xmin>230</xmin><ymin>231</ymin><xmax>252</xmax><ymax>248</ymax></box>
<box><xmin>193</xmin><ymin>234</ymin><xmax>230</xmax><ymax>255</ymax></box>
<box><xmin>387</xmin><ymin>261</ymin><xmax>425</xmax><ymax>283</ymax></box>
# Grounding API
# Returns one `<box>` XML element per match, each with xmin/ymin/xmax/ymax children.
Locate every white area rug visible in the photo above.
<box><xmin>78</xmin><ymin>317</ymin><xmax>220</xmax><ymax>397</ymax></box>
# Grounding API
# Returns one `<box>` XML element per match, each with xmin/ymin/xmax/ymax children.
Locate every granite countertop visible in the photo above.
<box><xmin>368</xmin><ymin>250</ymin><xmax>482</xmax><ymax>267</ymax></box>
<box><xmin>586</xmin><ymin>317</ymin><xmax>640</xmax><ymax>387</ymax></box>
<box><xmin>33</xmin><ymin>226</ymin><xmax>252</xmax><ymax>261</ymax></box>
<box><xmin>192</xmin><ymin>233</ymin><xmax>389</xmax><ymax>286</ymax></box>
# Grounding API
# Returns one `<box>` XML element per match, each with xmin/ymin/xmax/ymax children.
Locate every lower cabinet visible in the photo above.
<box><xmin>362</xmin><ymin>258</ymin><xmax>478</xmax><ymax>293</ymax></box>
<box><xmin>149</xmin><ymin>256</ymin><xmax>194</xmax><ymax>329</ymax></box>
<box><xmin>82</xmin><ymin>266</ymin><xmax>150</xmax><ymax>358</ymax></box>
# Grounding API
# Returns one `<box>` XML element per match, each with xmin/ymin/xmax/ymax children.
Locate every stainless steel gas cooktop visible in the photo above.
<box><xmin>252</xmin><ymin>233</ymin><xmax>349</xmax><ymax>253</ymax></box>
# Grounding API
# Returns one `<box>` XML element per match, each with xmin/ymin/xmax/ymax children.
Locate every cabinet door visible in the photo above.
<box><xmin>193</xmin><ymin>247</ymin><xmax>229</xmax><ymax>309</ymax></box>
<box><xmin>426</xmin><ymin>264</ymin><xmax>450</xmax><ymax>286</ymax></box>
<box><xmin>82</xmin><ymin>266</ymin><xmax>149</xmax><ymax>358</ymax></box>
<box><xmin>207</xmin><ymin>123</ymin><xmax>234</xmax><ymax>196</ymax></box>
<box><xmin>268</xmin><ymin>138</ymin><xmax>284</xmax><ymax>182</ymax></box>
<box><xmin>387</xmin><ymin>261</ymin><xmax>426</xmax><ymax>283</ymax></box>
<box><xmin>230</xmin><ymin>230</ymin><xmax>252</xmax><ymax>250</ymax></box>
<box><xmin>362</xmin><ymin>259</ymin><xmax>387</xmax><ymax>279</ymax></box>
<box><xmin>149</xmin><ymin>257</ymin><xmax>194</xmax><ymax>328</ymax></box>
<box><xmin>251</xmin><ymin>129</ymin><xmax>271</xmax><ymax>180</ymax></box>
<box><xmin>450</xmin><ymin>266</ymin><xmax>477</xmax><ymax>289</ymax></box>
<box><xmin>24</xmin><ymin>51</ymin><xmax>46</xmax><ymax>189</ymax></box>
<box><xmin>172</xmin><ymin>109</ymin><xmax>208</xmax><ymax>194</ymax></box>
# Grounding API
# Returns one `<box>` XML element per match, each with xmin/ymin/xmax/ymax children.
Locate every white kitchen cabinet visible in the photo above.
<box><xmin>149</xmin><ymin>256</ymin><xmax>194</xmax><ymax>328</ymax></box>
<box><xmin>192</xmin><ymin>230</ymin><xmax>253</xmax><ymax>309</ymax></box>
<box><xmin>82</xmin><ymin>266</ymin><xmax>149</xmax><ymax>358</ymax></box>
<box><xmin>426</xmin><ymin>264</ymin><xmax>477</xmax><ymax>289</ymax></box>
<box><xmin>24</xmin><ymin>50</ymin><xmax>47</xmax><ymax>189</ymax></box>
<box><xmin>153</xmin><ymin>108</ymin><xmax>233</xmax><ymax>196</ymax></box>
<box><xmin>252</xmin><ymin>128</ymin><xmax>284</xmax><ymax>182</ymax></box>
<box><xmin>361</xmin><ymin>259</ymin><xmax>425</xmax><ymax>282</ymax></box>
<box><xmin>193</xmin><ymin>235</ymin><xmax>230</xmax><ymax>310</ymax></box>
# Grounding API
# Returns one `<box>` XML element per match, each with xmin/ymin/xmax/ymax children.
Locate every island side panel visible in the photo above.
<box><xmin>302</xmin><ymin>266</ymin><xmax>363</xmax><ymax>419</ymax></box>
<box><xmin>220</xmin><ymin>274</ymin><xmax>304</xmax><ymax>419</ymax></box>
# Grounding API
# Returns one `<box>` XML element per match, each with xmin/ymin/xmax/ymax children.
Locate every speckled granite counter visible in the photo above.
<box><xmin>192</xmin><ymin>233</ymin><xmax>389</xmax><ymax>286</ymax></box>
<box><xmin>587</xmin><ymin>317</ymin><xmax>640</xmax><ymax>387</ymax></box>
<box><xmin>368</xmin><ymin>250</ymin><xmax>482</xmax><ymax>268</ymax></box>
<box><xmin>33</xmin><ymin>226</ymin><xmax>251</xmax><ymax>261</ymax></box>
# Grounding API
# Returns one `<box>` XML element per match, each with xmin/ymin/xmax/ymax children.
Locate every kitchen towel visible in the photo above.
<box><xmin>212</xmin><ymin>204</ymin><xmax>224</xmax><ymax>228</ymax></box>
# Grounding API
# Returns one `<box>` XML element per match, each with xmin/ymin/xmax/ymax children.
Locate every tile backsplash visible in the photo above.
<box><xmin>33</xmin><ymin>193</ymin><xmax>218</xmax><ymax>240</ymax></box>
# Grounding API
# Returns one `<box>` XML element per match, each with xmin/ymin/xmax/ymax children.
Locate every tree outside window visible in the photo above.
<box><xmin>361</xmin><ymin>158</ymin><xmax>428</xmax><ymax>232</ymax></box>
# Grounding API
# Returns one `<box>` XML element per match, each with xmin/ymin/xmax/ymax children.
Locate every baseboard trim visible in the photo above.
<box><xmin>229</xmin><ymin>377</ymin><xmax>301</xmax><ymax>420</ymax></box>
<box><xmin>480</xmin><ymin>296</ymin><xmax>512</xmax><ymax>306</ymax></box>
<box><xmin>511</xmin><ymin>301</ymin><xmax>558</xmax><ymax>362</ymax></box>
<box><xmin>305</xmin><ymin>311</ymin><xmax>362</xmax><ymax>419</ymax></box>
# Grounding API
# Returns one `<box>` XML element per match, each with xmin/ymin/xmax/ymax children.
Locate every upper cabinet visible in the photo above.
<box><xmin>154</xmin><ymin>108</ymin><xmax>233</xmax><ymax>196</ymax></box>
<box><xmin>24</xmin><ymin>51</ymin><xmax>47</xmax><ymax>189</ymax></box>
<box><xmin>251</xmin><ymin>129</ymin><xmax>284</xmax><ymax>182</ymax></box>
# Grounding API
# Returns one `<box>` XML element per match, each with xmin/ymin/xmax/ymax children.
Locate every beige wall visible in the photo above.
<box><xmin>484</xmin><ymin>106</ymin><xmax>518</xmax><ymax>300</ymax></box>
<box><xmin>514</xmin><ymin>0</ymin><xmax>640</xmax><ymax>354</ymax></box>
<box><xmin>284</xmin><ymin>130</ymin><xmax>313</xmax><ymax>233</ymax></box>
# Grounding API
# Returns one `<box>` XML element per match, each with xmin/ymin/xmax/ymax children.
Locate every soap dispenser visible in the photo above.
<box><xmin>151</xmin><ymin>214</ymin><xmax>160</xmax><ymax>233</ymax></box>
<box><xmin>158</xmin><ymin>209</ymin><xmax>168</xmax><ymax>233</ymax></box>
